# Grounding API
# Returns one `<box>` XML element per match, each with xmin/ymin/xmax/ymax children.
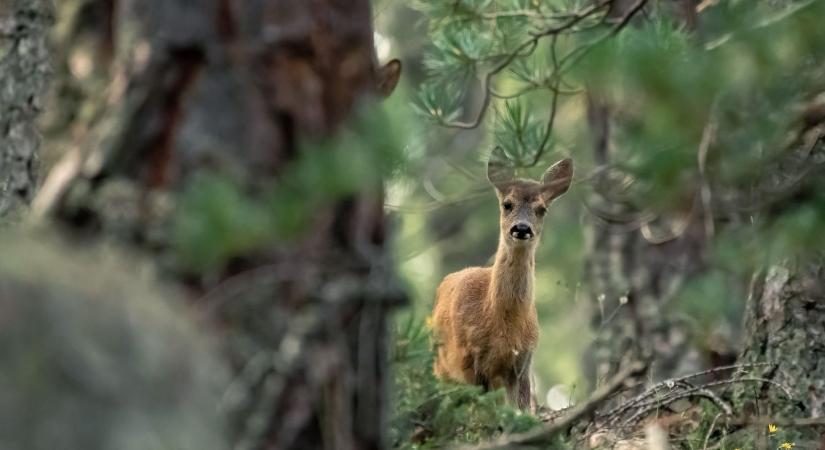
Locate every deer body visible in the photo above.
<box><xmin>430</xmin><ymin>157</ymin><xmax>573</xmax><ymax>410</ymax></box>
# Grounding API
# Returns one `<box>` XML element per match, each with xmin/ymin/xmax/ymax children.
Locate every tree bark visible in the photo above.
<box><xmin>39</xmin><ymin>1</ymin><xmax>405</xmax><ymax>449</ymax></box>
<box><xmin>583</xmin><ymin>2</ymin><xmax>711</xmax><ymax>385</ymax></box>
<box><xmin>584</xmin><ymin>99</ymin><xmax>710</xmax><ymax>385</ymax></box>
<box><xmin>735</xmin><ymin>260</ymin><xmax>825</xmax><ymax>420</ymax></box>
<box><xmin>0</xmin><ymin>0</ymin><xmax>52</xmax><ymax>220</ymax></box>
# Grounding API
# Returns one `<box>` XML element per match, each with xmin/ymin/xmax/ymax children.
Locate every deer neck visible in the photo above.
<box><xmin>488</xmin><ymin>239</ymin><xmax>536</xmax><ymax>314</ymax></box>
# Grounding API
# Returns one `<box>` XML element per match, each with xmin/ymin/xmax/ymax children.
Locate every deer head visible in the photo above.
<box><xmin>487</xmin><ymin>155</ymin><xmax>573</xmax><ymax>247</ymax></box>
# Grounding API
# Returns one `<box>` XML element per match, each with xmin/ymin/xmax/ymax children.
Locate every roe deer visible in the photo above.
<box><xmin>430</xmin><ymin>156</ymin><xmax>574</xmax><ymax>410</ymax></box>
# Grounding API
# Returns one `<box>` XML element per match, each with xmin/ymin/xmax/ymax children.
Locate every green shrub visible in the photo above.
<box><xmin>389</xmin><ymin>315</ymin><xmax>541</xmax><ymax>449</ymax></box>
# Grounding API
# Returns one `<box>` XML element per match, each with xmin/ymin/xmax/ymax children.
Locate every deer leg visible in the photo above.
<box><xmin>505</xmin><ymin>379</ymin><xmax>520</xmax><ymax>406</ymax></box>
<box><xmin>516</xmin><ymin>369</ymin><xmax>533</xmax><ymax>412</ymax></box>
<box><xmin>513</xmin><ymin>351</ymin><xmax>534</xmax><ymax>411</ymax></box>
<box><xmin>472</xmin><ymin>354</ymin><xmax>491</xmax><ymax>390</ymax></box>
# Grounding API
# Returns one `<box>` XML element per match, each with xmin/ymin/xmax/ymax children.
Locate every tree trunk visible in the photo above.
<box><xmin>583</xmin><ymin>3</ymin><xmax>711</xmax><ymax>385</ymax></box>
<box><xmin>584</xmin><ymin>99</ymin><xmax>710</xmax><ymax>385</ymax></box>
<box><xmin>0</xmin><ymin>0</ymin><xmax>52</xmax><ymax>220</ymax></box>
<box><xmin>736</xmin><ymin>259</ymin><xmax>825</xmax><ymax>422</ymax></box>
<box><xmin>38</xmin><ymin>1</ymin><xmax>404</xmax><ymax>449</ymax></box>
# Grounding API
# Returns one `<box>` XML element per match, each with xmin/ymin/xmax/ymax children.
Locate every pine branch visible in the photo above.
<box><xmin>438</xmin><ymin>0</ymin><xmax>613</xmax><ymax>130</ymax></box>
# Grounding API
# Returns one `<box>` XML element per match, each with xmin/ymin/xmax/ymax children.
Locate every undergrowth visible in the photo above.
<box><xmin>388</xmin><ymin>316</ymin><xmax>807</xmax><ymax>450</ymax></box>
<box><xmin>389</xmin><ymin>315</ymin><xmax>545</xmax><ymax>449</ymax></box>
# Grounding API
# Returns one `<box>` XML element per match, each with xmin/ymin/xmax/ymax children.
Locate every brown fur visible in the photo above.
<box><xmin>430</xmin><ymin>157</ymin><xmax>573</xmax><ymax>410</ymax></box>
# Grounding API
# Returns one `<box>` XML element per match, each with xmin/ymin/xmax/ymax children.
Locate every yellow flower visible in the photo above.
<box><xmin>779</xmin><ymin>442</ymin><xmax>795</xmax><ymax>449</ymax></box>
<box><xmin>768</xmin><ymin>423</ymin><xmax>778</xmax><ymax>434</ymax></box>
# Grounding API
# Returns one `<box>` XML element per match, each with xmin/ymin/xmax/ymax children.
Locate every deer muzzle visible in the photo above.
<box><xmin>510</xmin><ymin>223</ymin><xmax>534</xmax><ymax>240</ymax></box>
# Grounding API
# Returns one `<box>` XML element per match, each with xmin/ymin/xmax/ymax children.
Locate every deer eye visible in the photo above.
<box><xmin>536</xmin><ymin>206</ymin><xmax>547</xmax><ymax>216</ymax></box>
<box><xmin>502</xmin><ymin>201</ymin><xmax>513</xmax><ymax>212</ymax></box>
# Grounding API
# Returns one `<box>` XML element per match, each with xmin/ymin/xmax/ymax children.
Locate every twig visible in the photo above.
<box><xmin>705</xmin><ymin>0</ymin><xmax>818</xmax><ymax>51</ymax></box>
<box><xmin>695</xmin><ymin>387</ymin><xmax>733</xmax><ymax>416</ymax></box>
<box><xmin>609</xmin><ymin>376</ymin><xmax>790</xmax><ymax>429</ymax></box>
<box><xmin>703</xmin><ymin>413</ymin><xmax>723</xmax><ymax>450</ymax></box>
<box><xmin>490</xmin><ymin>83</ymin><xmax>581</xmax><ymax>100</ymax></box>
<box><xmin>609</xmin><ymin>0</ymin><xmax>648</xmax><ymax>36</ymax></box>
<box><xmin>481</xmin><ymin>10</ymin><xmax>583</xmax><ymax>20</ymax></box>
<box><xmin>619</xmin><ymin>388</ymin><xmax>731</xmax><ymax>427</ymax></box>
<box><xmin>527</xmin><ymin>36</ymin><xmax>562</xmax><ymax>167</ymax></box>
<box><xmin>440</xmin><ymin>0</ymin><xmax>612</xmax><ymax>130</ymax></box>
<box><xmin>555</xmin><ymin>0</ymin><xmax>649</xmax><ymax>76</ymax></box>
<box><xmin>530</xmin><ymin>82</ymin><xmax>561</xmax><ymax>166</ymax></box>
<box><xmin>602</xmin><ymin>362</ymin><xmax>769</xmax><ymax>417</ymax></box>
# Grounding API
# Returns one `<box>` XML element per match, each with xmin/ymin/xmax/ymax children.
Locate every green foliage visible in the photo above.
<box><xmin>413</xmin><ymin>80</ymin><xmax>466</xmax><ymax>124</ymax></box>
<box><xmin>711</xmin><ymin>194</ymin><xmax>825</xmax><ymax>275</ymax></box>
<box><xmin>580</xmin><ymin>2</ymin><xmax>825</xmax><ymax>209</ymax></box>
<box><xmin>407</xmin><ymin>0</ymin><xmax>825</xmax><ymax>347</ymax></box>
<box><xmin>399</xmin><ymin>1</ymin><xmax>825</xmax><ymax>445</ymax></box>
<box><xmin>413</xmin><ymin>0</ymin><xmax>825</xmax><ymax>236</ymax></box>
<box><xmin>174</xmin><ymin>174</ymin><xmax>273</xmax><ymax>271</ymax></box>
<box><xmin>494</xmin><ymin>99</ymin><xmax>551</xmax><ymax>166</ymax></box>
<box><xmin>389</xmin><ymin>315</ymin><xmax>543</xmax><ymax>448</ymax></box>
<box><xmin>174</xmin><ymin>103</ymin><xmax>411</xmax><ymax>272</ymax></box>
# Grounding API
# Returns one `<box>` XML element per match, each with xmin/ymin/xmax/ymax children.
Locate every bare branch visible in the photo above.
<box><xmin>439</xmin><ymin>0</ymin><xmax>613</xmax><ymax>130</ymax></box>
<box><xmin>600</xmin><ymin>362</ymin><xmax>771</xmax><ymax>422</ymax></box>
<box><xmin>608</xmin><ymin>0</ymin><xmax>648</xmax><ymax>36</ymax></box>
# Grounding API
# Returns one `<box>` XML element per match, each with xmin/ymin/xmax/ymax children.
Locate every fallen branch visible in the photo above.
<box><xmin>600</xmin><ymin>362</ymin><xmax>770</xmax><ymax>422</ymax></box>
<box><xmin>605</xmin><ymin>376</ymin><xmax>790</xmax><ymax>428</ymax></box>
<box><xmin>461</xmin><ymin>360</ymin><xmax>648</xmax><ymax>450</ymax></box>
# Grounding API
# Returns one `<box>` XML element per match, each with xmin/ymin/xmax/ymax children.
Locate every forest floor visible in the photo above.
<box><xmin>389</xmin><ymin>317</ymin><xmax>821</xmax><ymax>450</ymax></box>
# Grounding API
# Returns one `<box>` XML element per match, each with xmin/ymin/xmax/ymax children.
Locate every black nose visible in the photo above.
<box><xmin>510</xmin><ymin>223</ymin><xmax>534</xmax><ymax>240</ymax></box>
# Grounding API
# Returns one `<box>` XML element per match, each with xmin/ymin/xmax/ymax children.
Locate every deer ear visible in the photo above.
<box><xmin>541</xmin><ymin>158</ymin><xmax>573</xmax><ymax>201</ymax></box>
<box><xmin>487</xmin><ymin>149</ymin><xmax>515</xmax><ymax>189</ymax></box>
<box><xmin>377</xmin><ymin>59</ymin><xmax>402</xmax><ymax>97</ymax></box>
